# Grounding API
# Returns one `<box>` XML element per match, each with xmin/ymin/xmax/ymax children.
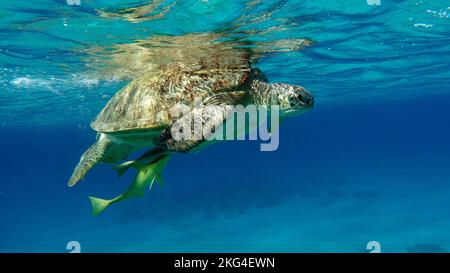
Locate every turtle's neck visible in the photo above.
<box><xmin>249</xmin><ymin>80</ymin><xmax>279</xmax><ymax>105</ymax></box>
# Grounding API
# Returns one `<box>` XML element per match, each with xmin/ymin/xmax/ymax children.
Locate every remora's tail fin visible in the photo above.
<box><xmin>89</xmin><ymin>155</ymin><xmax>170</xmax><ymax>216</ymax></box>
<box><xmin>88</xmin><ymin>197</ymin><xmax>112</xmax><ymax>216</ymax></box>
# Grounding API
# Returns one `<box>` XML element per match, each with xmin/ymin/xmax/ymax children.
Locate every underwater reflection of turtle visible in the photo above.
<box><xmin>68</xmin><ymin>33</ymin><xmax>314</xmax><ymax>215</ymax></box>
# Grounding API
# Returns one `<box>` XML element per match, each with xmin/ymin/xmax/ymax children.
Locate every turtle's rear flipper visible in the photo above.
<box><xmin>89</xmin><ymin>155</ymin><xmax>170</xmax><ymax>216</ymax></box>
<box><xmin>68</xmin><ymin>138</ymin><xmax>110</xmax><ymax>187</ymax></box>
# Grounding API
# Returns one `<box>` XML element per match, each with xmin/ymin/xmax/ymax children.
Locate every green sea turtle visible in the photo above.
<box><xmin>68</xmin><ymin>34</ymin><xmax>314</xmax><ymax>215</ymax></box>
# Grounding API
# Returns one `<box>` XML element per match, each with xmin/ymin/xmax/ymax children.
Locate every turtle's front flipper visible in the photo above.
<box><xmin>68</xmin><ymin>135</ymin><xmax>111</xmax><ymax>187</ymax></box>
<box><xmin>154</xmin><ymin>91</ymin><xmax>246</xmax><ymax>153</ymax></box>
<box><xmin>89</xmin><ymin>154</ymin><xmax>170</xmax><ymax>216</ymax></box>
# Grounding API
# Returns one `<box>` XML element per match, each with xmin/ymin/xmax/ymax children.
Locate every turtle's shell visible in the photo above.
<box><xmin>91</xmin><ymin>44</ymin><xmax>253</xmax><ymax>133</ymax></box>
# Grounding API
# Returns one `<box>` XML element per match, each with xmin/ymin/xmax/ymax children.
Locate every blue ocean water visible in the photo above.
<box><xmin>1</xmin><ymin>0</ymin><xmax>450</xmax><ymax>253</ymax></box>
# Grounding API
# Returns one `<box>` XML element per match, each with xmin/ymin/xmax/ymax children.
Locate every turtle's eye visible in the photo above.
<box><xmin>289</xmin><ymin>97</ymin><xmax>299</xmax><ymax>107</ymax></box>
<box><xmin>296</xmin><ymin>90</ymin><xmax>314</xmax><ymax>107</ymax></box>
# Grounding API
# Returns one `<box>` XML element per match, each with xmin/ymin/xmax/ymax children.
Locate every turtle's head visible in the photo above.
<box><xmin>264</xmin><ymin>83</ymin><xmax>314</xmax><ymax>116</ymax></box>
<box><xmin>250</xmin><ymin>80</ymin><xmax>314</xmax><ymax>116</ymax></box>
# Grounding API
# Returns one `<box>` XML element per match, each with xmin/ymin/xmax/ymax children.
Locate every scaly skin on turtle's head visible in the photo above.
<box><xmin>250</xmin><ymin>80</ymin><xmax>314</xmax><ymax>117</ymax></box>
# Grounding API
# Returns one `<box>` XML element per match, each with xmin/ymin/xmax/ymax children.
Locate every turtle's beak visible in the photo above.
<box><xmin>296</xmin><ymin>89</ymin><xmax>314</xmax><ymax>108</ymax></box>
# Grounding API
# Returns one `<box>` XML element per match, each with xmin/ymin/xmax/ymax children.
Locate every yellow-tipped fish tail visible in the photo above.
<box><xmin>89</xmin><ymin>154</ymin><xmax>170</xmax><ymax>216</ymax></box>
